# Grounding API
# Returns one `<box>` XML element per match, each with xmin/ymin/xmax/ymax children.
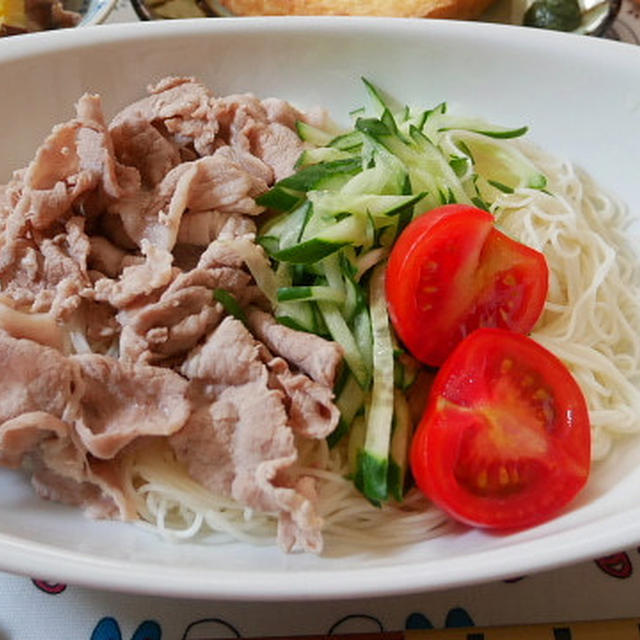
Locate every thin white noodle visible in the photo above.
<box><xmin>494</xmin><ymin>139</ymin><xmax>640</xmax><ymax>462</ymax></box>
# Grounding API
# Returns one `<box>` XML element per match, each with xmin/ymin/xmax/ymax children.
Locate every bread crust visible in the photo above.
<box><xmin>215</xmin><ymin>0</ymin><xmax>497</xmax><ymax>19</ymax></box>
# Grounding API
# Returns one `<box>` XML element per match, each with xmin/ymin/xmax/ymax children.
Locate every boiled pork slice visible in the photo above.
<box><xmin>71</xmin><ymin>353</ymin><xmax>191</xmax><ymax>459</ymax></box>
<box><xmin>0</xmin><ymin>215</ymin><xmax>93</xmax><ymax>320</ymax></box>
<box><xmin>108</xmin><ymin>147</ymin><xmax>267</xmax><ymax>252</ymax></box>
<box><xmin>246</xmin><ymin>306</ymin><xmax>343</xmax><ymax>388</ymax></box>
<box><xmin>0</xmin><ymin>411</ymin><xmax>136</xmax><ymax>520</ymax></box>
<box><xmin>110</xmin><ymin>116</ymin><xmax>181</xmax><ymax>189</ymax></box>
<box><xmin>7</xmin><ymin>93</ymin><xmax>138</xmax><ymax>233</ymax></box>
<box><xmin>0</xmin><ymin>331</ymin><xmax>191</xmax><ymax>519</ymax></box>
<box><xmin>93</xmin><ymin>240</ymin><xmax>175</xmax><ymax>309</ymax></box>
<box><xmin>172</xmin><ymin>316</ymin><xmax>339</xmax><ymax>552</ymax></box>
<box><xmin>0</xmin><ymin>334</ymin><xmax>135</xmax><ymax>519</ymax></box>
<box><xmin>116</xmin><ymin>265</ymin><xmax>252</xmax><ymax>365</ymax></box>
<box><xmin>214</xmin><ymin>93</ymin><xmax>304</xmax><ymax>181</ymax></box>
<box><xmin>109</xmin><ymin>77</ymin><xmax>220</xmax><ymax>157</ymax></box>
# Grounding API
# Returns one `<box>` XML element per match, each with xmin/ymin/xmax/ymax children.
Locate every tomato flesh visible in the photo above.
<box><xmin>410</xmin><ymin>328</ymin><xmax>591</xmax><ymax>530</ymax></box>
<box><xmin>386</xmin><ymin>204</ymin><xmax>549</xmax><ymax>367</ymax></box>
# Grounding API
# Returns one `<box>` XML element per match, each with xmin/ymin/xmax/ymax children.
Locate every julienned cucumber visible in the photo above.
<box><xmin>357</xmin><ymin>263</ymin><xmax>395</xmax><ymax>503</ymax></box>
<box><xmin>254</xmin><ymin>78</ymin><xmax>546</xmax><ymax>505</ymax></box>
<box><xmin>388</xmin><ymin>390</ymin><xmax>413</xmax><ymax>502</ymax></box>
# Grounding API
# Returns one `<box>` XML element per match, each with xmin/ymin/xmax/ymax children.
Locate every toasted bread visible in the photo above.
<box><xmin>214</xmin><ymin>0</ymin><xmax>497</xmax><ymax>20</ymax></box>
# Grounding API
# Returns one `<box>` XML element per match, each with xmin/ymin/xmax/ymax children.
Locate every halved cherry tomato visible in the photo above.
<box><xmin>410</xmin><ymin>328</ymin><xmax>591</xmax><ymax>530</ymax></box>
<box><xmin>386</xmin><ymin>204</ymin><xmax>549</xmax><ymax>367</ymax></box>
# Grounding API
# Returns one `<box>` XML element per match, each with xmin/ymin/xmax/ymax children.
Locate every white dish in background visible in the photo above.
<box><xmin>0</xmin><ymin>17</ymin><xmax>639</xmax><ymax>600</ymax></box>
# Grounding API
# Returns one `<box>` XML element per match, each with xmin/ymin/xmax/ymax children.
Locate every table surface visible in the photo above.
<box><xmin>1</xmin><ymin>5</ymin><xmax>640</xmax><ymax>639</ymax></box>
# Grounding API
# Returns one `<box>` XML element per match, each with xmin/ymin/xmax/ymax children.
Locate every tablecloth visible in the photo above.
<box><xmin>1</xmin><ymin>4</ymin><xmax>640</xmax><ymax>639</ymax></box>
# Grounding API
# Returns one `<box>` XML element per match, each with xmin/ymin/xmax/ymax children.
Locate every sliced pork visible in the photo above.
<box><xmin>0</xmin><ymin>78</ymin><xmax>345</xmax><ymax>554</ymax></box>
<box><xmin>108</xmin><ymin>147</ymin><xmax>267</xmax><ymax>252</ymax></box>
<box><xmin>109</xmin><ymin>77</ymin><xmax>220</xmax><ymax>157</ymax></box>
<box><xmin>12</xmin><ymin>93</ymin><xmax>138</xmax><ymax>231</ymax></box>
<box><xmin>215</xmin><ymin>93</ymin><xmax>304</xmax><ymax>181</ymax></box>
<box><xmin>116</xmin><ymin>265</ymin><xmax>253</xmax><ymax>365</ymax></box>
<box><xmin>110</xmin><ymin>116</ymin><xmax>181</xmax><ymax>188</ymax></box>
<box><xmin>0</xmin><ymin>215</ymin><xmax>92</xmax><ymax>319</ymax></box>
<box><xmin>173</xmin><ymin>316</ymin><xmax>336</xmax><ymax>552</ymax></box>
<box><xmin>0</xmin><ymin>335</ymin><xmax>138</xmax><ymax>520</ymax></box>
<box><xmin>93</xmin><ymin>240</ymin><xmax>175</xmax><ymax>309</ymax></box>
<box><xmin>246</xmin><ymin>306</ymin><xmax>343</xmax><ymax>387</ymax></box>
<box><xmin>1</xmin><ymin>412</ymin><xmax>136</xmax><ymax>520</ymax></box>
<box><xmin>72</xmin><ymin>354</ymin><xmax>190</xmax><ymax>459</ymax></box>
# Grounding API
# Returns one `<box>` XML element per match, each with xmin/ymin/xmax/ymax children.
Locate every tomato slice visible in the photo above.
<box><xmin>386</xmin><ymin>204</ymin><xmax>549</xmax><ymax>367</ymax></box>
<box><xmin>410</xmin><ymin>328</ymin><xmax>591</xmax><ymax>530</ymax></box>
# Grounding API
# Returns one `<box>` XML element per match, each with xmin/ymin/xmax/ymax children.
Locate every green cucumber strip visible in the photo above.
<box><xmin>449</xmin><ymin>155</ymin><xmax>470</xmax><ymax>178</ymax></box>
<box><xmin>358</xmin><ymin>263</ymin><xmax>395</xmax><ymax>502</ymax></box>
<box><xmin>296</xmin><ymin>120</ymin><xmax>334</xmax><ymax>146</ymax></box>
<box><xmin>329</xmin><ymin>130</ymin><xmax>364</xmax><ymax>151</ymax></box>
<box><xmin>347</xmin><ymin>415</ymin><xmax>367</xmax><ymax>479</ymax></box>
<box><xmin>440</xmin><ymin>121</ymin><xmax>529</xmax><ymax>139</ymax></box>
<box><xmin>326</xmin><ymin>418</ymin><xmax>350</xmax><ymax>451</ymax></box>
<box><xmin>318</xmin><ymin>301</ymin><xmax>370</xmax><ymax>390</ymax></box>
<box><xmin>357</xmin><ymin>449</ymin><xmax>387</xmax><ymax>505</ymax></box>
<box><xmin>276</xmin><ymin>157</ymin><xmax>362</xmax><ymax>191</ymax></box>
<box><xmin>296</xmin><ymin>147</ymin><xmax>354</xmax><ymax>168</ymax></box>
<box><xmin>394</xmin><ymin>352</ymin><xmax>421</xmax><ymax>391</ymax></box>
<box><xmin>275</xmin><ymin>215</ymin><xmax>365</xmax><ymax>264</ymax></box>
<box><xmin>340</xmin><ymin>161</ymin><xmax>408</xmax><ymax>198</ymax></box>
<box><xmin>342</xmin><ymin>258</ymin><xmax>366</xmax><ymax>322</ymax></box>
<box><xmin>277</xmin><ymin>285</ymin><xmax>345</xmax><ymax>304</ymax></box>
<box><xmin>214</xmin><ymin>289</ymin><xmax>248</xmax><ymax>325</ymax></box>
<box><xmin>361</xmin><ymin>77</ymin><xmax>388</xmax><ymax>116</ymax></box>
<box><xmin>388</xmin><ymin>390</ymin><xmax>413</xmax><ymax>502</ymax></box>
<box><xmin>257</xmin><ymin>235</ymin><xmax>279</xmax><ymax>257</ymax></box>
<box><xmin>275</xmin><ymin>300</ymin><xmax>317</xmax><ymax>334</ymax></box>
<box><xmin>256</xmin><ymin>186</ymin><xmax>302</xmax><ymax>212</ymax></box>
<box><xmin>321</xmin><ymin>252</ymin><xmax>346</xmax><ymax>296</ymax></box>
<box><xmin>356</xmin><ymin>116</ymin><xmax>393</xmax><ymax>139</ymax></box>
<box><xmin>407</xmin><ymin>126</ymin><xmax>471</xmax><ymax>206</ymax></box>
<box><xmin>259</xmin><ymin>201</ymin><xmax>312</xmax><ymax>254</ymax></box>
<box><xmin>488</xmin><ymin>179</ymin><xmax>515</xmax><ymax>194</ymax></box>
<box><xmin>309</xmin><ymin>191</ymin><xmax>425</xmax><ymax>223</ymax></box>
<box><xmin>527</xmin><ymin>173</ymin><xmax>548</xmax><ymax>189</ymax></box>
<box><xmin>381</xmin><ymin>107</ymin><xmax>399</xmax><ymax>137</ymax></box>
<box><xmin>447</xmin><ymin>130</ymin><xmax>547</xmax><ymax>194</ymax></box>
<box><xmin>471</xmin><ymin>195</ymin><xmax>491</xmax><ymax>211</ymax></box>
<box><xmin>356</xmin><ymin>116</ymin><xmax>469</xmax><ymax>213</ymax></box>
<box><xmin>274</xmin><ymin>238</ymin><xmax>349</xmax><ymax>264</ymax></box>
<box><xmin>472</xmin><ymin>125</ymin><xmax>528</xmax><ymax>139</ymax></box>
<box><xmin>387</xmin><ymin>458</ymin><xmax>403</xmax><ymax>505</ymax></box>
<box><xmin>353</xmin><ymin>305</ymin><xmax>373</xmax><ymax>376</ymax></box>
<box><xmin>361</xmin><ymin>77</ymin><xmax>403</xmax><ymax>119</ymax></box>
<box><xmin>415</xmin><ymin>102</ymin><xmax>447</xmax><ymax>142</ymax></box>
<box><xmin>311</xmin><ymin>301</ymin><xmax>329</xmax><ymax>336</ymax></box>
<box><xmin>327</xmin><ymin>374</ymin><xmax>366</xmax><ymax>448</ymax></box>
<box><xmin>343</xmin><ymin>273</ymin><xmax>359</xmax><ymax>322</ymax></box>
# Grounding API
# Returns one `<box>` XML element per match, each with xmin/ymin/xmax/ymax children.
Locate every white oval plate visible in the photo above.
<box><xmin>1</xmin><ymin>17</ymin><xmax>639</xmax><ymax>600</ymax></box>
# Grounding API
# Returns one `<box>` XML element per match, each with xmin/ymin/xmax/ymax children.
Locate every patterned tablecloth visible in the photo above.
<box><xmin>1</xmin><ymin>5</ymin><xmax>640</xmax><ymax>639</ymax></box>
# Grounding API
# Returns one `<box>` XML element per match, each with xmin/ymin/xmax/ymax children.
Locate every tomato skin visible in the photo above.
<box><xmin>386</xmin><ymin>204</ymin><xmax>549</xmax><ymax>367</ymax></box>
<box><xmin>410</xmin><ymin>328</ymin><xmax>591</xmax><ymax>530</ymax></box>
